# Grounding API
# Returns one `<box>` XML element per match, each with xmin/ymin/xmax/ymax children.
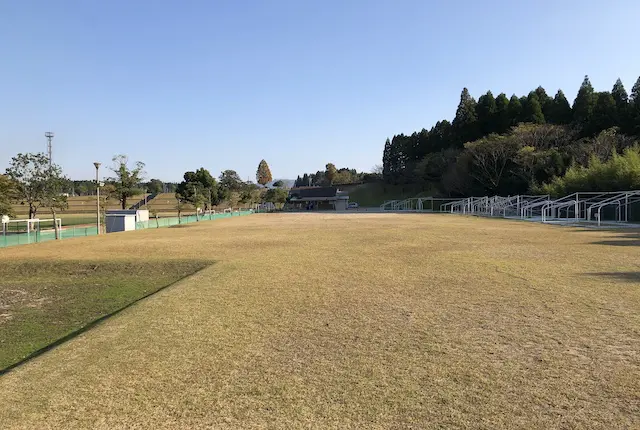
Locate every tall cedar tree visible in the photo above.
<box><xmin>494</xmin><ymin>93</ymin><xmax>511</xmax><ymax>134</ymax></box>
<box><xmin>534</xmin><ymin>86</ymin><xmax>553</xmax><ymax>119</ymax></box>
<box><xmin>388</xmin><ymin>135</ymin><xmax>408</xmax><ymax>184</ymax></box>
<box><xmin>573</xmin><ymin>75</ymin><xmax>596</xmax><ymax>127</ymax></box>
<box><xmin>518</xmin><ymin>96</ymin><xmax>529</xmax><ymax>123</ymax></box>
<box><xmin>382</xmin><ymin>138</ymin><xmax>393</xmax><ymax>182</ymax></box>
<box><xmin>611</xmin><ymin>78</ymin><xmax>629</xmax><ymax>111</ymax></box>
<box><xmin>430</xmin><ymin>120</ymin><xmax>452</xmax><ymax>152</ymax></box>
<box><xmin>630</xmin><ymin>76</ymin><xmax>640</xmax><ymax>135</ymax></box>
<box><xmin>591</xmin><ymin>92</ymin><xmax>618</xmax><ymax>134</ymax></box>
<box><xmin>549</xmin><ymin>90</ymin><xmax>572</xmax><ymax>124</ymax></box>
<box><xmin>524</xmin><ymin>92</ymin><xmax>545</xmax><ymax>124</ymax></box>
<box><xmin>507</xmin><ymin>95</ymin><xmax>523</xmax><ymax>126</ymax></box>
<box><xmin>476</xmin><ymin>91</ymin><xmax>497</xmax><ymax>135</ymax></box>
<box><xmin>256</xmin><ymin>160</ymin><xmax>273</xmax><ymax>186</ymax></box>
<box><xmin>452</xmin><ymin>88</ymin><xmax>479</xmax><ymax>145</ymax></box>
<box><xmin>611</xmin><ymin>78</ymin><xmax>629</xmax><ymax>132</ymax></box>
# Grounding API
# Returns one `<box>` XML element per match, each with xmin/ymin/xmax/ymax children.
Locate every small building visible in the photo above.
<box><xmin>105</xmin><ymin>209</ymin><xmax>149</xmax><ymax>233</ymax></box>
<box><xmin>288</xmin><ymin>187</ymin><xmax>349</xmax><ymax>211</ymax></box>
<box><xmin>106</xmin><ymin>209</ymin><xmax>149</xmax><ymax>222</ymax></box>
<box><xmin>105</xmin><ymin>213</ymin><xmax>137</xmax><ymax>233</ymax></box>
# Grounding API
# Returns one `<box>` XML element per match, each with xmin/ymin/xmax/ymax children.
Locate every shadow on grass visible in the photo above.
<box><xmin>573</xmin><ymin>227</ymin><xmax>640</xmax><ymax>234</ymax></box>
<box><xmin>591</xmin><ymin>239</ymin><xmax>640</xmax><ymax>247</ymax></box>
<box><xmin>0</xmin><ymin>259</ymin><xmax>211</xmax><ymax>375</ymax></box>
<box><xmin>590</xmin><ymin>232</ymin><xmax>640</xmax><ymax>247</ymax></box>
<box><xmin>586</xmin><ymin>272</ymin><xmax>640</xmax><ymax>283</ymax></box>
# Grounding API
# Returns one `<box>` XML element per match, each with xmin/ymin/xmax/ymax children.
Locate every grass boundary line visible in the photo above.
<box><xmin>0</xmin><ymin>262</ymin><xmax>213</xmax><ymax>376</ymax></box>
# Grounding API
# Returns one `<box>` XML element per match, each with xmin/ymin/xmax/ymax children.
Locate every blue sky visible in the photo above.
<box><xmin>1</xmin><ymin>0</ymin><xmax>639</xmax><ymax>182</ymax></box>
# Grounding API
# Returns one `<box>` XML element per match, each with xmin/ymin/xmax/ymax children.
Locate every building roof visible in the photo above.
<box><xmin>289</xmin><ymin>187</ymin><xmax>338</xmax><ymax>199</ymax></box>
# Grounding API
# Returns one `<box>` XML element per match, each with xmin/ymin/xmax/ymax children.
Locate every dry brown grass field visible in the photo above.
<box><xmin>0</xmin><ymin>213</ymin><xmax>638</xmax><ymax>429</ymax></box>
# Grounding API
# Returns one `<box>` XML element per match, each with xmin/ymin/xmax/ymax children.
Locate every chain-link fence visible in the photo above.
<box><xmin>1</xmin><ymin>226</ymin><xmax>98</xmax><ymax>248</ymax></box>
<box><xmin>135</xmin><ymin>210</ymin><xmax>253</xmax><ymax>230</ymax></box>
<box><xmin>0</xmin><ymin>210</ymin><xmax>255</xmax><ymax>249</ymax></box>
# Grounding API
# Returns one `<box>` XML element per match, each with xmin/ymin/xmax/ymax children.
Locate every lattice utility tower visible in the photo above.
<box><xmin>45</xmin><ymin>132</ymin><xmax>54</xmax><ymax>167</ymax></box>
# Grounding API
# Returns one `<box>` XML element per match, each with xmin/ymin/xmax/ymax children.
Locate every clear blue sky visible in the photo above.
<box><xmin>1</xmin><ymin>0</ymin><xmax>639</xmax><ymax>182</ymax></box>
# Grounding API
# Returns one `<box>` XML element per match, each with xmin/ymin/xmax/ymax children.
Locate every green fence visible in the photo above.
<box><xmin>135</xmin><ymin>210</ymin><xmax>254</xmax><ymax>230</ymax></box>
<box><xmin>1</xmin><ymin>226</ymin><xmax>98</xmax><ymax>248</ymax></box>
<box><xmin>0</xmin><ymin>211</ymin><xmax>254</xmax><ymax>249</ymax></box>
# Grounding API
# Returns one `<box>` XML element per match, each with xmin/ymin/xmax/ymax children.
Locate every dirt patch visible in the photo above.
<box><xmin>0</xmin><ymin>289</ymin><xmax>51</xmax><ymax>325</ymax></box>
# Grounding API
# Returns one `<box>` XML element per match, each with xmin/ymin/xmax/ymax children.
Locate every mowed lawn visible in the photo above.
<box><xmin>0</xmin><ymin>213</ymin><xmax>638</xmax><ymax>429</ymax></box>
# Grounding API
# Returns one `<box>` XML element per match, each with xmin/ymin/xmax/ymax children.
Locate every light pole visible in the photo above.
<box><xmin>45</xmin><ymin>132</ymin><xmax>54</xmax><ymax>167</ymax></box>
<box><xmin>94</xmin><ymin>162</ymin><xmax>101</xmax><ymax>234</ymax></box>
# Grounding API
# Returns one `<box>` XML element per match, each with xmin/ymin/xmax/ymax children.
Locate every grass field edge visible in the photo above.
<box><xmin>0</xmin><ymin>262</ymin><xmax>214</xmax><ymax>376</ymax></box>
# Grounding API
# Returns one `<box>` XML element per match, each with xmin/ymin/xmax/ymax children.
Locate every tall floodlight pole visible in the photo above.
<box><xmin>94</xmin><ymin>162</ymin><xmax>101</xmax><ymax>234</ymax></box>
<box><xmin>45</xmin><ymin>132</ymin><xmax>54</xmax><ymax>167</ymax></box>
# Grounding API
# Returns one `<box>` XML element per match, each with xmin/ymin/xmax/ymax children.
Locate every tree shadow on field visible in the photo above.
<box><xmin>584</xmin><ymin>230</ymin><xmax>640</xmax><ymax>247</ymax></box>
<box><xmin>590</xmin><ymin>234</ymin><xmax>640</xmax><ymax>247</ymax></box>
<box><xmin>0</xmin><ymin>259</ymin><xmax>211</xmax><ymax>375</ymax></box>
<box><xmin>574</xmin><ymin>227</ymin><xmax>640</xmax><ymax>233</ymax></box>
<box><xmin>592</xmin><ymin>240</ymin><xmax>640</xmax><ymax>247</ymax></box>
<box><xmin>586</xmin><ymin>272</ymin><xmax>640</xmax><ymax>283</ymax></box>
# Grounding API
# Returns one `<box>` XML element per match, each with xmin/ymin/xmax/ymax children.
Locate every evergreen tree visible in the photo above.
<box><xmin>507</xmin><ymin>95</ymin><xmax>523</xmax><ymax>126</ymax></box>
<box><xmin>611</xmin><ymin>78</ymin><xmax>629</xmax><ymax>111</ymax></box>
<box><xmin>415</xmin><ymin>128</ymin><xmax>432</xmax><ymax>160</ymax></box>
<box><xmin>385</xmin><ymin>135</ymin><xmax>407</xmax><ymax>184</ymax></box>
<box><xmin>591</xmin><ymin>92</ymin><xmax>617</xmax><ymax>134</ymax></box>
<box><xmin>302</xmin><ymin>173</ymin><xmax>310</xmax><ymax>187</ymax></box>
<box><xmin>430</xmin><ymin>120</ymin><xmax>452</xmax><ymax>152</ymax></box>
<box><xmin>494</xmin><ymin>93</ymin><xmax>511</xmax><ymax>134</ymax></box>
<box><xmin>630</xmin><ymin>76</ymin><xmax>640</xmax><ymax>135</ymax></box>
<box><xmin>612</xmin><ymin>78</ymin><xmax>630</xmax><ymax>133</ymax></box>
<box><xmin>518</xmin><ymin>96</ymin><xmax>529</xmax><ymax>123</ymax></box>
<box><xmin>476</xmin><ymin>90</ymin><xmax>497</xmax><ymax>135</ymax></box>
<box><xmin>535</xmin><ymin>86</ymin><xmax>553</xmax><ymax>118</ymax></box>
<box><xmin>382</xmin><ymin>138</ymin><xmax>392</xmax><ymax>182</ymax></box>
<box><xmin>256</xmin><ymin>160</ymin><xmax>273</xmax><ymax>186</ymax></box>
<box><xmin>452</xmin><ymin>88</ymin><xmax>479</xmax><ymax>145</ymax></box>
<box><xmin>549</xmin><ymin>90</ymin><xmax>572</xmax><ymax>124</ymax></box>
<box><xmin>573</xmin><ymin>75</ymin><xmax>596</xmax><ymax>127</ymax></box>
<box><xmin>523</xmin><ymin>92</ymin><xmax>545</xmax><ymax>124</ymax></box>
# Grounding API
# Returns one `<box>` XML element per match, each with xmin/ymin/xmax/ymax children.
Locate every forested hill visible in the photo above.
<box><xmin>382</xmin><ymin>75</ymin><xmax>640</xmax><ymax>197</ymax></box>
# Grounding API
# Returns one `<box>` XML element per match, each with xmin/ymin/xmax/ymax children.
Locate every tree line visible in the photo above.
<box><xmin>172</xmin><ymin>159</ymin><xmax>287</xmax><ymax>214</ymax></box>
<box><xmin>1</xmin><ymin>155</ymin><xmax>287</xmax><ymax>232</ymax></box>
<box><xmin>382</xmin><ymin>75</ymin><xmax>640</xmax><ymax>196</ymax></box>
<box><xmin>293</xmin><ymin>163</ymin><xmax>381</xmax><ymax>188</ymax></box>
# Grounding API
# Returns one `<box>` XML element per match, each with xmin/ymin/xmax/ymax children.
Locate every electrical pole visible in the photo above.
<box><xmin>45</xmin><ymin>132</ymin><xmax>54</xmax><ymax>167</ymax></box>
<box><xmin>94</xmin><ymin>162</ymin><xmax>101</xmax><ymax>234</ymax></box>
